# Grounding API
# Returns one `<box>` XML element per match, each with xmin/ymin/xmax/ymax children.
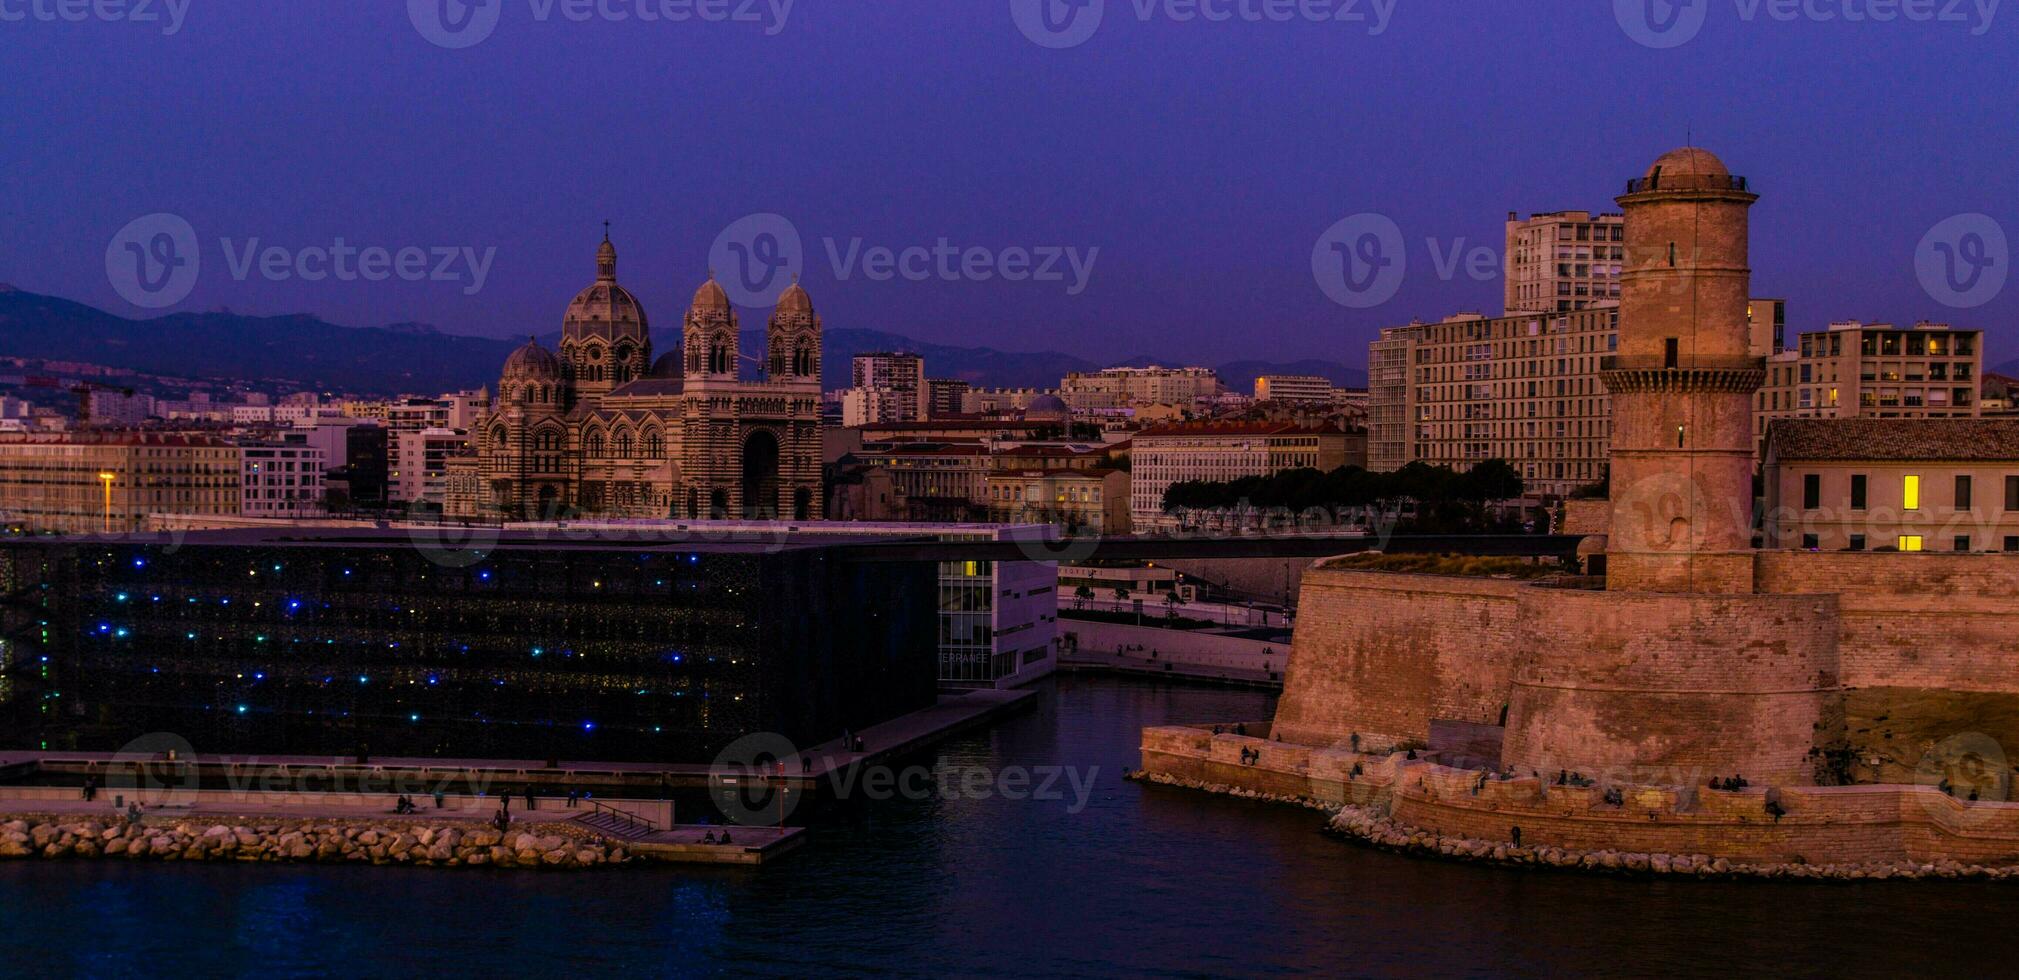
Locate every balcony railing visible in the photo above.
<box><xmin>1623</xmin><ymin>174</ymin><xmax>1750</xmax><ymax>194</ymax></box>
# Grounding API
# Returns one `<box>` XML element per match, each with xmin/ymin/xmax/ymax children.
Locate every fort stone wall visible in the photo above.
<box><xmin>1501</xmin><ymin>585</ymin><xmax>1840</xmax><ymax>786</ymax></box>
<box><xmin>1270</xmin><ymin>567</ymin><xmax>1522</xmax><ymax>751</ymax></box>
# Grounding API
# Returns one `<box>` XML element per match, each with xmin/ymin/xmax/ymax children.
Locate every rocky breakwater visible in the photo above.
<box><xmin>0</xmin><ymin>816</ymin><xmax>631</xmax><ymax>870</ymax></box>
<box><xmin>1327</xmin><ymin>807</ymin><xmax>2019</xmax><ymax>882</ymax></box>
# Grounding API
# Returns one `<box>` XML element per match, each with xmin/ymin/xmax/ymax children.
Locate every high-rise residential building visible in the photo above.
<box><xmin>1368</xmin><ymin>308</ymin><xmax>1621</xmax><ymax>497</ymax></box>
<box><xmin>1753</xmin><ymin>321</ymin><xmax>1983</xmax><ymax>452</ymax></box>
<box><xmin>924</xmin><ymin>378</ymin><xmax>972</xmax><ymax>419</ymax></box>
<box><xmin>1061</xmin><ymin>366</ymin><xmax>1219</xmax><ymax>411</ymax></box>
<box><xmin>1129</xmin><ymin>422</ymin><xmax>1361</xmax><ymax>531</ymax></box>
<box><xmin>1749</xmin><ymin>297</ymin><xmax>1788</xmax><ymax>355</ymax></box>
<box><xmin>1368</xmin><ymin>298</ymin><xmax>1787</xmax><ymax>497</ymax></box>
<box><xmin>1504</xmin><ymin>210</ymin><xmax>1626</xmax><ymax>313</ymax></box>
<box><xmin>1252</xmin><ymin>375</ymin><xmax>1339</xmax><ymax>404</ymax></box>
<box><xmin>850</xmin><ymin>352</ymin><xmax>925</xmax><ymax>423</ymax></box>
<box><xmin>0</xmin><ymin>432</ymin><xmax>240</xmax><ymax>533</ymax></box>
<box><xmin>841</xmin><ymin>387</ymin><xmax>903</xmax><ymax>428</ymax></box>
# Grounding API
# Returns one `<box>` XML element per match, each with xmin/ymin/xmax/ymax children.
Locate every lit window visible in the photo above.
<box><xmin>1903</xmin><ymin>475</ymin><xmax>1921</xmax><ymax>510</ymax></box>
<box><xmin>1900</xmin><ymin>535</ymin><xmax>1924</xmax><ymax>552</ymax></box>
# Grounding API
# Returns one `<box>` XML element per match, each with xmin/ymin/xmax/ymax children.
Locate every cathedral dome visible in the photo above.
<box><xmin>692</xmin><ymin>275</ymin><xmax>731</xmax><ymax>311</ymax></box>
<box><xmin>1645</xmin><ymin>146</ymin><xmax>1728</xmax><ymax>180</ymax></box>
<box><xmin>776</xmin><ymin>280</ymin><xmax>813</xmax><ymax>313</ymax></box>
<box><xmin>649</xmin><ymin>350</ymin><xmax>685</xmax><ymax>379</ymax></box>
<box><xmin>502</xmin><ymin>337</ymin><xmax>562</xmax><ymax>379</ymax></box>
<box><xmin>564</xmin><ymin>233</ymin><xmax>649</xmax><ymax>339</ymax></box>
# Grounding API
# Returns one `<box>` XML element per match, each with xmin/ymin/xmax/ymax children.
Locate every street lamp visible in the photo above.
<box><xmin>96</xmin><ymin>472</ymin><xmax>116</xmax><ymax>534</ymax></box>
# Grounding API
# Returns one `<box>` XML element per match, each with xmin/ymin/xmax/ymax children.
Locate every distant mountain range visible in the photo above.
<box><xmin>0</xmin><ymin>285</ymin><xmax>1364</xmax><ymax>395</ymax></box>
<box><xmin>1992</xmin><ymin>358</ymin><xmax>2019</xmax><ymax>379</ymax></box>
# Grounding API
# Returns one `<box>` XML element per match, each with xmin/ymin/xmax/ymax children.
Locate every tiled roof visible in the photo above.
<box><xmin>1767</xmin><ymin>418</ymin><xmax>2019</xmax><ymax>461</ymax></box>
<box><xmin>1135</xmin><ymin>421</ymin><xmax>1338</xmax><ymax>438</ymax></box>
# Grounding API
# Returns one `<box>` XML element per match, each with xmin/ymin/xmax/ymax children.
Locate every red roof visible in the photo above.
<box><xmin>1134</xmin><ymin>421</ymin><xmax>1340</xmax><ymax>438</ymax></box>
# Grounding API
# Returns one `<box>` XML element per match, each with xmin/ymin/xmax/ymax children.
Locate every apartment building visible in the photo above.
<box><xmin>1754</xmin><ymin>321</ymin><xmax>1983</xmax><ymax>452</ymax></box>
<box><xmin>240</xmin><ymin>439</ymin><xmax>327</xmax><ymax>519</ymax></box>
<box><xmin>1061</xmin><ymin>366</ymin><xmax>1219</xmax><ymax>411</ymax></box>
<box><xmin>1368</xmin><ymin>308</ymin><xmax>1621</xmax><ymax>497</ymax></box>
<box><xmin>1503</xmin><ymin>210</ymin><xmax>1626</xmax><ymax>313</ymax></box>
<box><xmin>849</xmin><ymin>352</ymin><xmax>926</xmax><ymax>423</ymax></box>
<box><xmin>0</xmin><ymin>432</ymin><xmax>240</xmax><ymax>533</ymax></box>
<box><xmin>1370</xmin><ymin>299</ymin><xmax>1792</xmax><ymax>497</ymax></box>
<box><xmin>390</xmin><ymin>427</ymin><xmax>471</xmax><ymax>507</ymax></box>
<box><xmin>1130</xmin><ymin>422</ymin><xmax>1358</xmax><ymax>531</ymax></box>
<box><xmin>925</xmin><ymin>378</ymin><xmax>971</xmax><ymax>419</ymax></box>
<box><xmin>1252</xmin><ymin>375</ymin><xmax>1339</xmax><ymax>404</ymax></box>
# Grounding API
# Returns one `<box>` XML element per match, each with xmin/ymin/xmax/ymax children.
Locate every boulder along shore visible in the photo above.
<box><xmin>0</xmin><ymin>814</ymin><xmax>631</xmax><ymax>869</ymax></box>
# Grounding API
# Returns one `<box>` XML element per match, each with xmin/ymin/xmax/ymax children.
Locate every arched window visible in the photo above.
<box><xmin>793</xmin><ymin>344</ymin><xmax>813</xmax><ymax>377</ymax></box>
<box><xmin>616</xmin><ymin>433</ymin><xmax>633</xmax><ymax>457</ymax></box>
<box><xmin>644</xmin><ymin>432</ymin><xmax>664</xmax><ymax>458</ymax></box>
<box><xmin>587</xmin><ymin>432</ymin><xmax>604</xmax><ymax>457</ymax></box>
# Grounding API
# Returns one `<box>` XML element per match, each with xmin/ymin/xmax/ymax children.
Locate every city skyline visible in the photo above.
<box><xmin>2</xmin><ymin>3</ymin><xmax>2012</xmax><ymax>368</ymax></box>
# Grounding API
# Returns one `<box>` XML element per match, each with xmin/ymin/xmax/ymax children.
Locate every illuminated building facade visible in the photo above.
<box><xmin>0</xmin><ymin>530</ymin><xmax>937</xmax><ymax>763</ymax></box>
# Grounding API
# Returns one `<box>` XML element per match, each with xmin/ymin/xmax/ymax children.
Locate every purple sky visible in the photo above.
<box><xmin>2</xmin><ymin>1</ymin><xmax>2014</xmax><ymax>368</ymax></box>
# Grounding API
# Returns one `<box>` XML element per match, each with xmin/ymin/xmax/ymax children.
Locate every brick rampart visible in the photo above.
<box><xmin>1501</xmin><ymin>585</ymin><xmax>1840</xmax><ymax>786</ymax></box>
<box><xmin>1270</xmin><ymin>567</ymin><xmax>1523</xmax><ymax>751</ymax></box>
<box><xmin>1755</xmin><ymin>551</ymin><xmax>2019</xmax><ymax>692</ymax></box>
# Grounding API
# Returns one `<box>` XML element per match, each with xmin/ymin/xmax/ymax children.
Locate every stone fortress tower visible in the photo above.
<box><xmin>1149</xmin><ymin>146</ymin><xmax>2019</xmax><ymax>869</ymax></box>
<box><xmin>1603</xmin><ymin>148</ymin><xmax>1764</xmax><ymax>594</ymax></box>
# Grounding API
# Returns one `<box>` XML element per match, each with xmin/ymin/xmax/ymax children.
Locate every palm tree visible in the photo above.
<box><xmin>1073</xmin><ymin>585</ymin><xmax>1094</xmax><ymax>611</ymax></box>
<box><xmin>1164</xmin><ymin>590</ymin><xmax>1182</xmax><ymax>623</ymax></box>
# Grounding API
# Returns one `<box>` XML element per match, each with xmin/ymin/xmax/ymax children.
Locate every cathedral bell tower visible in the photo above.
<box><xmin>683</xmin><ymin>274</ymin><xmax>740</xmax><ymax>387</ymax></box>
<box><xmin>1603</xmin><ymin>148</ymin><xmax>1764</xmax><ymax>594</ymax></box>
